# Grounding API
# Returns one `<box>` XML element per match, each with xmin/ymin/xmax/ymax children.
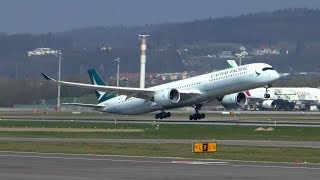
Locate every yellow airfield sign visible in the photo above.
<box><xmin>193</xmin><ymin>142</ymin><xmax>217</xmax><ymax>153</ymax></box>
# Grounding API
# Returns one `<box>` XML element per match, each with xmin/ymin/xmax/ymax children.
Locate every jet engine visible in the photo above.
<box><xmin>221</xmin><ymin>92</ymin><xmax>247</xmax><ymax>109</ymax></box>
<box><xmin>262</xmin><ymin>100</ymin><xmax>277</xmax><ymax>108</ymax></box>
<box><xmin>154</xmin><ymin>88</ymin><xmax>180</xmax><ymax>106</ymax></box>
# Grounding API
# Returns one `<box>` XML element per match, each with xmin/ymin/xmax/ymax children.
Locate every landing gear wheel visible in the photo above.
<box><xmin>189</xmin><ymin>104</ymin><xmax>206</xmax><ymax>120</ymax></box>
<box><xmin>155</xmin><ymin>110</ymin><xmax>171</xmax><ymax>119</ymax></box>
<box><xmin>200</xmin><ymin>113</ymin><xmax>205</xmax><ymax>119</ymax></box>
<box><xmin>264</xmin><ymin>84</ymin><xmax>272</xmax><ymax>99</ymax></box>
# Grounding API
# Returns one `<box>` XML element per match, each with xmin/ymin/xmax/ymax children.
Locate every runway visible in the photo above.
<box><xmin>0</xmin><ymin>152</ymin><xmax>319</xmax><ymax>180</ymax></box>
<box><xmin>1</xmin><ymin>112</ymin><xmax>319</xmax><ymax>179</ymax></box>
<box><xmin>0</xmin><ymin>137</ymin><xmax>319</xmax><ymax>148</ymax></box>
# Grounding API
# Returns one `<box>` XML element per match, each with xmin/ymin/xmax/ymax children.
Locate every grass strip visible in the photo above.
<box><xmin>0</xmin><ymin>127</ymin><xmax>143</xmax><ymax>132</ymax></box>
<box><xmin>0</xmin><ymin>141</ymin><xmax>319</xmax><ymax>163</ymax></box>
<box><xmin>1</xmin><ymin>121</ymin><xmax>320</xmax><ymax>141</ymax></box>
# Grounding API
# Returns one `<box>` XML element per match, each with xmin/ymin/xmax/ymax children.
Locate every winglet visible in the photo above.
<box><xmin>226</xmin><ymin>60</ymin><xmax>238</xmax><ymax>69</ymax></box>
<box><xmin>41</xmin><ymin>72</ymin><xmax>56</xmax><ymax>81</ymax></box>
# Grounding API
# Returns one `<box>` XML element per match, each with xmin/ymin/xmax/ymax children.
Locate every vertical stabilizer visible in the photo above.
<box><xmin>87</xmin><ymin>69</ymin><xmax>115</xmax><ymax>103</ymax></box>
<box><xmin>227</xmin><ymin>60</ymin><xmax>238</xmax><ymax>68</ymax></box>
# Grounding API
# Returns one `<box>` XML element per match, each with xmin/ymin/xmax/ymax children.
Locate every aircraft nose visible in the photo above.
<box><xmin>273</xmin><ymin>70</ymin><xmax>280</xmax><ymax>80</ymax></box>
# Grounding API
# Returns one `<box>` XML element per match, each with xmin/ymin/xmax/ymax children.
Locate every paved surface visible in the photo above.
<box><xmin>1</xmin><ymin>110</ymin><xmax>320</xmax><ymax>126</ymax></box>
<box><xmin>0</xmin><ymin>152</ymin><xmax>319</xmax><ymax>180</ymax></box>
<box><xmin>0</xmin><ymin>137</ymin><xmax>320</xmax><ymax>148</ymax></box>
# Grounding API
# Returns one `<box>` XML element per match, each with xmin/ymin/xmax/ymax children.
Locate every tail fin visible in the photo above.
<box><xmin>87</xmin><ymin>69</ymin><xmax>115</xmax><ymax>103</ymax></box>
<box><xmin>226</xmin><ymin>60</ymin><xmax>238</xmax><ymax>69</ymax></box>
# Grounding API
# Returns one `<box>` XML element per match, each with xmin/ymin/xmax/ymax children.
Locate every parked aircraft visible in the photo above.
<box><xmin>245</xmin><ymin>87</ymin><xmax>320</xmax><ymax>110</ymax></box>
<box><xmin>41</xmin><ymin>63</ymin><xmax>279</xmax><ymax>120</ymax></box>
<box><xmin>226</xmin><ymin>60</ymin><xmax>320</xmax><ymax>110</ymax></box>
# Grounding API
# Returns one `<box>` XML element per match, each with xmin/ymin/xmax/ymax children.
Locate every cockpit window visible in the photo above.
<box><xmin>262</xmin><ymin>67</ymin><xmax>274</xmax><ymax>71</ymax></box>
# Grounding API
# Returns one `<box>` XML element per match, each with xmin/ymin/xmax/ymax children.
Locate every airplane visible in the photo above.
<box><xmin>41</xmin><ymin>62</ymin><xmax>279</xmax><ymax>120</ymax></box>
<box><xmin>245</xmin><ymin>87</ymin><xmax>320</xmax><ymax>110</ymax></box>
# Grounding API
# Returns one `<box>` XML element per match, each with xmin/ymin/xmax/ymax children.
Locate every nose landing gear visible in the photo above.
<box><xmin>264</xmin><ymin>84</ymin><xmax>271</xmax><ymax>98</ymax></box>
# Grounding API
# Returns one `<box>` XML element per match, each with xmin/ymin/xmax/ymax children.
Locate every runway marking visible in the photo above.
<box><xmin>172</xmin><ymin>160</ymin><xmax>228</xmax><ymax>165</ymax></box>
<box><xmin>216</xmin><ymin>163</ymin><xmax>320</xmax><ymax>170</ymax></box>
<box><xmin>0</xmin><ymin>153</ymin><xmax>320</xmax><ymax>170</ymax></box>
<box><xmin>0</xmin><ymin>154</ymin><xmax>152</xmax><ymax>163</ymax></box>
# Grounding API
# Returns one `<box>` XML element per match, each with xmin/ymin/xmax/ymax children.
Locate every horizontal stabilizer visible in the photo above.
<box><xmin>62</xmin><ymin>103</ymin><xmax>105</xmax><ymax>108</ymax></box>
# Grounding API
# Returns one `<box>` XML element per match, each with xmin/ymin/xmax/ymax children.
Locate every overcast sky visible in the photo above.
<box><xmin>0</xmin><ymin>0</ymin><xmax>319</xmax><ymax>34</ymax></box>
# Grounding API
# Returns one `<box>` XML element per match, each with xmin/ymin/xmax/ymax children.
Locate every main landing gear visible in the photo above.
<box><xmin>155</xmin><ymin>110</ymin><xmax>171</xmax><ymax>119</ymax></box>
<box><xmin>264</xmin><ymin>84</ymin><xmax>271</xmax><ymax>98</ymax></box>
<box><xmin>189</xmin><ymin>104</ymin><xmax>205</xmax><ymax>120</ymax></box>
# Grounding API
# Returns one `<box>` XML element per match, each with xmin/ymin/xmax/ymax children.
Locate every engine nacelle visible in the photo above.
<box><xmin>154</xmin><ymin>88</ymin><xmax>180</xmax><ymax>106</ymax></box>
<box><xmin>221</xmin><ymin>92</ymin><xmax>247</xmax><ymax>109</ymax></box>
<box><xmin>262</xmin><ymin>100</ymin><xmax>277</xmax><ymax>108</ymax></box>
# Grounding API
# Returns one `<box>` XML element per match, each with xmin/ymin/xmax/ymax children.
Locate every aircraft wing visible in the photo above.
<box><xmin>178</xmin><ymin>89</ymin><xmax>203</xmax><ymax>100</ymax></box>
<box><xmin>41</xmin><ymin>73</ymin><xmax>155</xmax><ymax>99</ymax></box>
<box><xmin>42</xmin><ymin>73</ymin><xmax>203</xmax><ymax>101</ymax></box>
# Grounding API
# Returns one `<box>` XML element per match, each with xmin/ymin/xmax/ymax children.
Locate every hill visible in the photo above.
<box><xmin>61</xmin><ymin>8</ymin><xmax>320</xmax><ymax>47</ymax></box>
<box><xmin>0</xmin><ymin>8</ymin><xmax>320</xmax><ymax>77</ymax></box>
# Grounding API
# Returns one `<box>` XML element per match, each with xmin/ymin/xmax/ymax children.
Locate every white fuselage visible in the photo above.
<box><xmin>247</xmin><ymin>87</ymin><xmax>320</xmax><ymax>103</ymax></box>
<box><xmin>95</xmin><ymin>63</ymin><xmax>279</xmax><ymax>114</ymax></box>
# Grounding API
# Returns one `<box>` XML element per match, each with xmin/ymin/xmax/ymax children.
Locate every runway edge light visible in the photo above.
<box><xmin>192</xmin><ymin>142</ymin><xmax>217</xmax><ymax>153</ymax></box>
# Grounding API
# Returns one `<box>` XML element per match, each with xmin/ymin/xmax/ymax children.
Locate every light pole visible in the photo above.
<box><xmin>238</xmin><ymin>46</ymin><xmax>246</xmax><ymax>66</ymax></box>
<box><xmin>57</xmin><ymin>51</ymin><xmax>62</xmax><ymax>111</ymax></box>
<box><xmin>235</xmin><ymin>53</ymin><xmax>245</xmax><ymax>66</ymax></box>
<box><xmin>114</xmin><ymin>57</ymin><xmax>120</xmax><ymax>87</ymax></box>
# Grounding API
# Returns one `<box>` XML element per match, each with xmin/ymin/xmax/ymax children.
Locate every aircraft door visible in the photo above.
<box><xmin>249</xmin><ymin>67</ymin><xmax>254</xmax><ymax>77</ymax></box>
<box><xmin>203</xmin><ymin>76</ymin><xmax>210</xmax><ymax>88</ymax></box>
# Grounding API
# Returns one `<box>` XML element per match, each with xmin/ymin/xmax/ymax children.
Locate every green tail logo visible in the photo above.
<box><xmin>87</xmin><ymin>69</ymin><xmax>115</xmax><ymax>103</ymax></box>
<box><xmin>226</xmin><ymin>60</ymin><xmax>238</xmax><ymax>69</ymax></box>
